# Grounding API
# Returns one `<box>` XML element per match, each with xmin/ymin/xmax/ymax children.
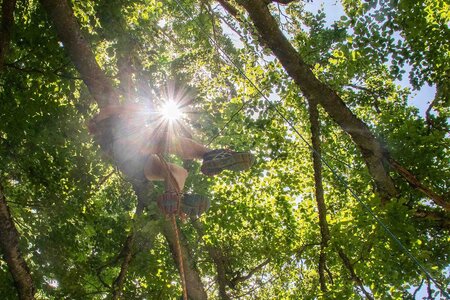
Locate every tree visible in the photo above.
<box><xmin>0</xmin><ymin>0</ymin><xmax>448</xmax><ymax>299</ymax></box>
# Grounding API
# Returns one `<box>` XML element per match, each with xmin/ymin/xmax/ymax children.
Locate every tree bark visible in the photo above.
<box><xmin>228</xmin><ymin>0</ymin><xmax>397</xmax><ymax>202</ymax></box>
<box><xmin>161</xmin><ymin>220</ymin><xmax>208</xmax><ymax>300</ymax></box>
<box><xmin>192</xmin><ymin>220</ymin><xmax>231</xmax><ymax>300</ymax></box>
<box><xmin>39</xmin><ymin>1</ymin><xmax>207</xmax><ymax>298</ymax></box>
<box><xmin>308</xmin><ymin>101</ymin><xmax>330</xmax><ymax>293</ymax></box>
<box><xmin>337</xmin><ymin>248</ymin><xmax>374</xmax><ymax>300</ymax></box>
<box><xmin>0</xmin><ymin>183</ymin><xmax>35</xmax><ymax>300</ymax></box>
<box><xmin>39</xmin><ymin>0</ymin><xmax>118</xmax><ymax>108</ymax></box>
<box><xmin>0</xmin><ymin>0</ymin><xmax>16</xmax><ymax>70</ymax></box>
<box><xmin>111</xmin><ymin>181</ymin><xmax>149</xmax><ymax>299</ymax></box>
<box><xmin>390</xmin><ymin>159</ymin><xmax>449</xmax><ymax>211</ymax></box>
<box><xmin>413</xmin><ymin>209</ymin><xmax>450</xmax><ymax>230</ymax></box>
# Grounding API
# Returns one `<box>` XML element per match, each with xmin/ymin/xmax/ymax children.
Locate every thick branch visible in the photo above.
<box><xmin>161</xmin><ymin>220</ymin><xmax>208</xmax><ymax>300</ymax></box>
<box><xmin>390</xmin><ymin>159</ymin><xmax>449</xmax><ymax>211</ymax></box>
<box><xmin>0</xmin><ymin>0</ymin><xmax>16</xmax><ymax>70</ymax></box>
<box><xmin>264</xmin><ymin>0</ymin><xmax>298</xmax><ymax>4</ymax></box>
<box><xmin>308</xmin><ymin>101</ymin><xmax>330</xmax><ymax>292</ymax></box>
<box><xmin>217</xmin><ymin>0</ymin><xmax>240</xmax><ymax>19</ymax></box>
<box><xmin>39</xmin><ymin>0</ymin><xmax>118</xmax><ymax>108</ymax></box>
<box><xmin>231</xmin><ymin>0</ymin><xmax>397</xmax><ymax>201</ymax></box>
<box><xmin>0</xmin><ymin>182</ymin><xmax>35</xmax><ymax>300</ymax></box>
<box><xmin>413</xmin><ymin>209</ymin><xmax>450</xmax><ymax>230</ymax></box>
<box><xmin>337</xmin><ymin>248</ymin><xmax>374</xmax><ymax>300</ymax></box>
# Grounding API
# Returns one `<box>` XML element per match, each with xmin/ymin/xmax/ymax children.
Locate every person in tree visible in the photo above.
<box><xmin>89</xmin><ymin>102</ymin><xmax>255</xmax><ymax>217</ymax></box>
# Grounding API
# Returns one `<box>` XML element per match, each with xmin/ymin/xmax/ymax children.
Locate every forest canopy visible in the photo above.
<box><xmin>0</xmin><ymin>0</ymin><xmax>449</xmax><ymax>299</ymax></box>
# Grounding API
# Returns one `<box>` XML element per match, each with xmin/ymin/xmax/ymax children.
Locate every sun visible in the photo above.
<box><xmin>160</xmin><ymin>100</ymin><xmax>183</xmax><ymax>121</ymax></box>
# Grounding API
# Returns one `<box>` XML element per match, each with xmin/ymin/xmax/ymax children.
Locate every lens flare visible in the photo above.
<box><xmin>160</xmin><ymin>101</ymin><xmax>183</xmax><ymax>121</ymax></box>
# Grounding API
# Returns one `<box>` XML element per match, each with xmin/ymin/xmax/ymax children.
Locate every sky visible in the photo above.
<box><xmin>303</xmin><ymin>0</ymin><xmax>436</xmax><ymax>117</ymax></box>
<box><xmin>219</xmin><ymin>0</ymin><xmax>436</xmax><ymax>117</ymax></box>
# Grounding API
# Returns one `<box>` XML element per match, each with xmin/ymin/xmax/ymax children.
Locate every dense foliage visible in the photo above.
<box><xmin>0</xmin><ymin>0</ymin><xmax>448</xmax><ymax>299</ymax></box>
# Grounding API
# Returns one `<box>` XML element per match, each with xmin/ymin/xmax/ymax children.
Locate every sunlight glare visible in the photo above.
<box><xmin>160</xmin><ymin>100</ymin><xmax>183</xmax><ymax>121</ymax></box>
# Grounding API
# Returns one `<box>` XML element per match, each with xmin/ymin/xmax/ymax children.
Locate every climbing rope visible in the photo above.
<box><xmin>156</xmin><ymin>154</ymin><xmax>188</xmax><ymax>300</ymax></box>
<box><xmin>172</xmin><ymin>1</ymin><xmax>449</xmax><ymax>297</ymax></box>
<box><xmin>171</xmin><ymin>214</ymin><xmax>187</xmax><ymax>300</ymax></box>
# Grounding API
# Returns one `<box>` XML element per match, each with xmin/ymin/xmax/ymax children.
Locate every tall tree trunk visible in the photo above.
<box><xmin>0</xmin><ymin>0</ymin><xmax>16</xmax><ymax>70</ymax></box>
<box><xmin>39</xmin><ymin>0</ymin><xmax>207</xmax><ymax>297</ymax></box>
<box><xmin>0</xmin><ymin>1</ymin><xmax>35</xmax><ymax>299</ymax></box>
<box><xmin>111</xmin><ymin>181</ymin><xmax>149</xmax><ymax>299</ymax></box>
<box><xmin>227</xmin><ymin>0</ymin><xmax>397</xmax><ymax>202</ymax></box>
<box><xmin>308</xmin><ymin>101</ymin><xmax>330</xmax><ymax>293</ymax></box>
<box><xmin>161</xmin><ymin>220</ymin><xmax>208</xmax><ymax>300</ymax></box>
<box><xmin>39</xmin><ymin>0</ymin><xmax>118</xmax><ymax>108</ymax></box>
<box><xmin>224</xmin><ymin>0</ymin><xmax>448</xmax><ymax>209</ymax></box>
<box><xmin>0</xmin><ymin>183</ymin><xmax>35</xmax><ymax>300</ymax></box>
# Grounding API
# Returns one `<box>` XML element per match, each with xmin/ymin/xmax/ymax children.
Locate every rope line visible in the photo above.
<box><xmin>206</xmin><ymin>98</ymin><xmax>252</xmax><ymax>146</ymax></box>
<box><xmin>172</xmin><ymin>215</ymin><xmax>188</xmax><ymax>300</ymax></box>
<box><xmin>156</xmin><ymin>154</ymin><xmax>188</xmax><ymax>300</ymax></box>
<box><xmin>172</xmin><ymin>0</ymin><xmax>449</xmax><ymax>297</ymax></box>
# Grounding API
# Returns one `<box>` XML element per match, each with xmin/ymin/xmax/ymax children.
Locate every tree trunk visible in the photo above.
<box><xmin>39</xmin><ymin>1</ymin><xmax>207</xmax><ymax>298</ymax></box>
<box><xmin>161</xmin><ymin>220</ymin><xmax>208</xmax><ymax>300</ymax></box>
<box><xmin>308</xmin><ymin>101</ymin><xmax>330</xmax><ymax>293</ymax></box>
<box><xmin>0</xmin><ymin>1</ymin><xmax>35</xmax><ymax>299</ymax></box>
<box><xmin>0</xmin><ymin>0</ymin><xmax>16</xmax><ymax>70</ymax></box>
<box><xmin>39</xmin><ymin>0</ymin><xmax>118</xmax><ymax>108</ymax></box>
<box><xmin>0</xmin><ymin>183</ymin><xmax>35</xmax><ymax>300</ymax></box>
<box><xmin>192</xmin><ymin>220</ymin><xmax>231</xmax><ymax>300</ymax></box>
<box><xmin>230</xmin><ymin>0</ymin><xmax>397</xmax><ymax>202</ymax></box>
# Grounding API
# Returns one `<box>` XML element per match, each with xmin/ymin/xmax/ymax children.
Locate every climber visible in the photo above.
<box><xmin>89</xmin><ymin>102</ymin><xmax>255</xmax><ymax>217</ymax></box>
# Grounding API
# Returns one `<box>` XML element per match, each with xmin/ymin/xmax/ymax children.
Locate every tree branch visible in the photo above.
<box><xmin>39</xmin><ymin>0</ymin><xmax>119</xmax><ymax>108</ymax></box>
<box><xmin>230</xmin><ymin>0</ymin><xmax>398</xmax><ymax>202</ymax></box>
<box><xmin>308</xmin><ymin>100</ymin><xmax>330</xmax><ymax>293</ymax></box>
<box><xmin>413</xmin><ymin>208</ymin><xmax>450</xmax><ymax>230</ymax></box>
<box><xmin>111</xmin><ymin>180</ymin><xmax>152</xmax><ymax>299</ymax></box>
<box><xmin>0</xmin><ymin>0</ymin><xmax>16</xmax><ymax>70</ymax></box>
<box><xmin>390</xmin><ymin>159</ymin><xmax>449</xmax><ymax>211</ymax></box>
<box><xmin>0</xmin><ymin>182</ymin><xmax>35</xmax><ymax>300</ymax></box>
<box><xmin>229</xmin><ymin>259</ymin><xmax>270</xmax><ymax>288</ymax></box>
<box><xmin>111</xmin><ymin>234</ymin><xmax>134</xmax><ymax>299</ymax></box>
<box><xmin>412</xmin><ymin>279</ymin><xmax>424</xmax><ymax>299</ymax></box>
<box><xmin>216</xmin><ymin>0</ymin><xmax>240</xmax><ymax>19</ymax></box>
<box><xmin>264</xmin><ymin>0</ymin><xmax>299</xmax><ymax>5</ymax></box>
<box><xmin>337</xmin><ymin>248</ymin><xmax>374</xmax><ymax>300</ymax></box>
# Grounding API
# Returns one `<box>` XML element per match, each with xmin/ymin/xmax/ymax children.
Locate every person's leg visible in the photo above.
<box><xmin>144</xmin><ymin>154</ymin><xmax>188</xmax><ymax>192</ymax></box>
<box><xmin>168</xmin><ymin>136</ymin><xmax>211</xmax><ymax>160</ymax></box>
